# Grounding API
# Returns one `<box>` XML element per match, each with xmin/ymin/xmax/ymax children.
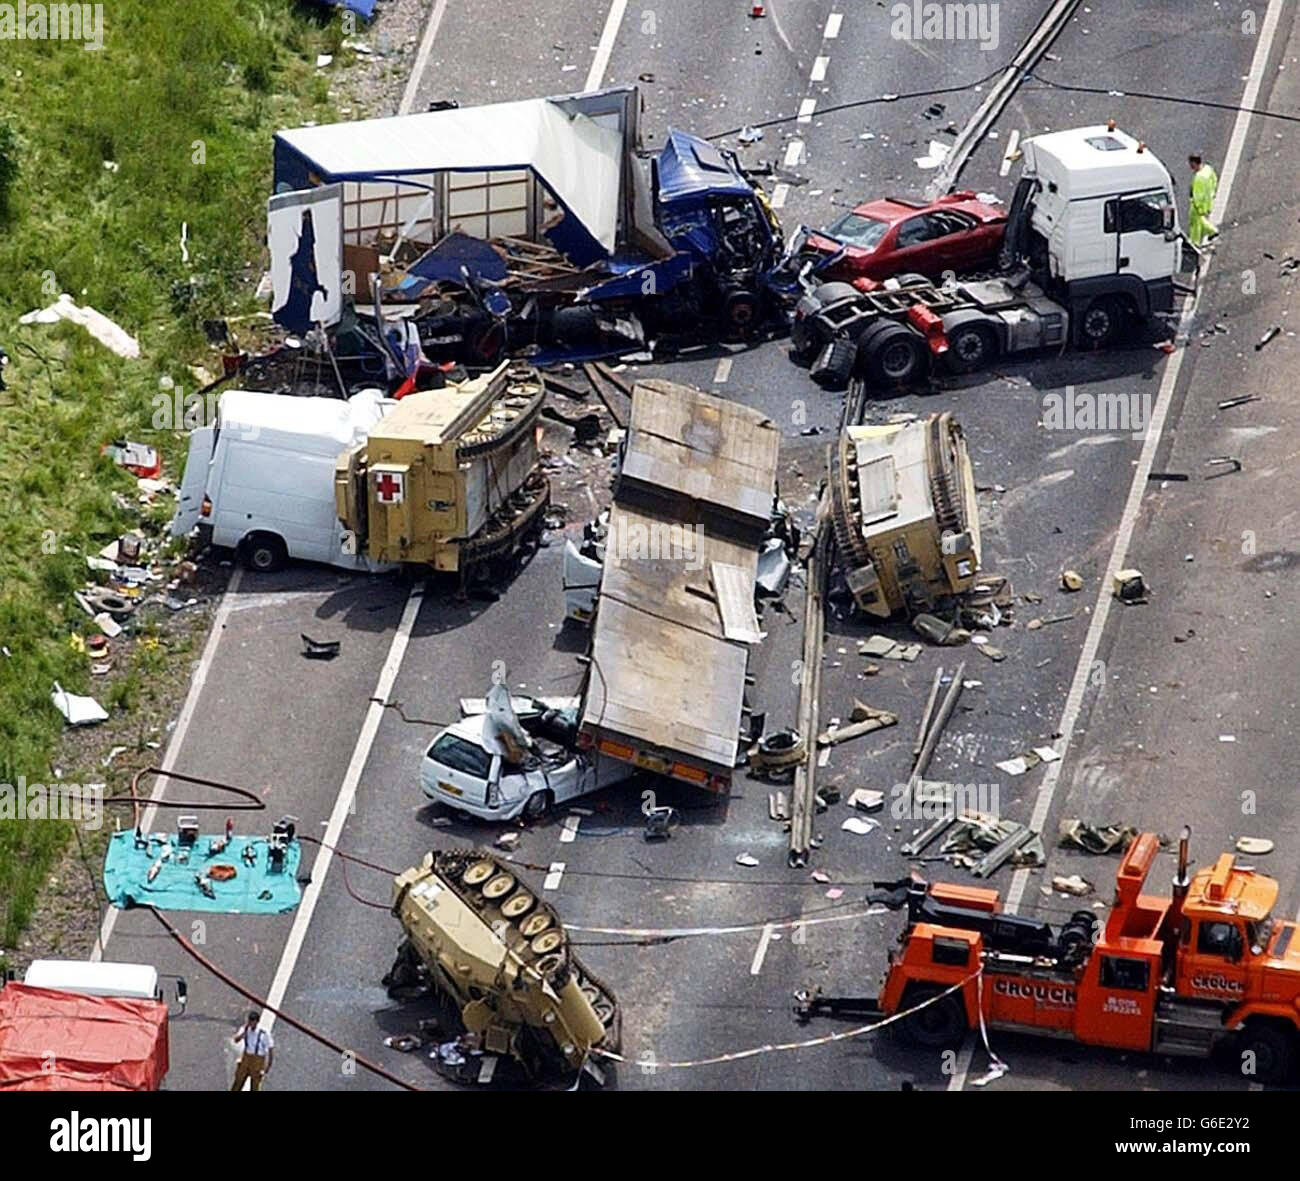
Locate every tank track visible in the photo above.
<box><xmin>829</xmin><ymin>431</ymin><xmax>872</xmax><ymax>575</ymax></box>
<box><xmin>455</xmin><ymin>364</ymin><xmax>546</xmax><ymax>460</ymax></box>
<box><xmin>925</xmin><ymin>412</ymin><xmax>965</xmax><ymax>535</ymax></box>
<box><xmin>431</xmin><ymin>848</ymin><xmax>620</xmax><ymax>1050</ymax></box>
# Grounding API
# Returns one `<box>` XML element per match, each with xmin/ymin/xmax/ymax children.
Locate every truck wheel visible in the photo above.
<box><xmin>1078</xmin><ymin>296</ymin><xmax>1126</xmax><ymax>348</ymax></box>
<box><xmin>722</xmin><ymin>289</ymin><xmax>762</xmax><ymax>337</ymax></box>
<box><xmin>1238</xmin><ymin>1021</ymin><xmax>1296</xmax><ymax>1084</ymax></box>
<box><xmin>241</xmin><ymin>532</ymin><xmax>287</xmax><ymax>573</ymax></box>
<box><xmin>863</xmin><ymin>323</ymin><xmax>927</xmax><ymax>385</ymax></box>
<box><xmin>523</xmin><ymin>790</ymin><xmax>553</xmax><ymax>821</ymax></box>
<box><xmin>945</xmin><ymin>323</ymin><xmax>998</xmax><ymax>374</ymax></box>
<box><xmin>898</xmin><ymin>986</ymin><xmax>967</xmax><ymax>1048</ymax></box>
<box><xmin>811</xmin><ymin>339</ymin><xmax>857</xmax><ymax>390</ymax></box>
<box><xmin>811</xmin><ymin>282</ymin><xmax>860</xmax><ymax>306</ymax></box>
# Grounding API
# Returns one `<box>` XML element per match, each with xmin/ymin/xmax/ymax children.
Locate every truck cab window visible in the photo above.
<box><xmin>1197</xmin><ymin>921</ymin><xmax>1242</xmax><ymax>960</ymax></box>
<box><xmin>1104</xmin><ymin>190</ymin><xmax>1169</xmax><ymax>235</ymax></box>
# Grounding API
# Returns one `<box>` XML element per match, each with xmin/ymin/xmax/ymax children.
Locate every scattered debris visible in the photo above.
<box><xmin>768</xmin><ymin>790</ymin><xmax>790</xmax><ymax>821</ymax></box>
<box><xmin>942</xmin><ymin>813</ymin><xmax>1044</xmax><ymax>875</ymax></box>
<box><xmin>1217</xmin><ymin>395</ymin><xmax>1260</xmax><ymax>410</ymax></box>
<box><xmin>1235</xmin><ymin>837</ymin><xmax>1273</xmax><ymax>855</ymax></box>
<box><xmin>841</xmin><ymin>817</ymin><xmax>878</xmax><ymax>836</ymax></box>
<box><xmin>816</xmin><ymin>703</ymin><xmax>898</xmax><ymax>747</ymax></box>
<box><xmin>50</xmin><ymin>683</ymin><xmax>108</xmax><ymax>726</ymax></box>
<box><xmin>735</xmin><ymin>852</ymin><xmax>760</xmax><ymax>867</ymax></box>
<box><xmin>848</xmin><ymin>788</ymin><xmax>884</xmax><ymax>813</ymax></box>
<box><xmin>19</xmin><ymin>294</ymin><xmax>141</xmax><ymax>359</ymax></box>
<box><xmin>912</xmin><ymin>613</ymin><xmax>967</xmax><ymax>646</ymax></box>
<box><xmin>1058</xmin><ymin>819</ymin><xmax>1139</xmax><ymax>855</ymax></box>
<box><xmin>301</xmin><ymin>634</ymin><xmax>341</xmax><ymax>660</ymax></box>
<box><xmin>1052</xmin><ymin>874</ymin><xmax>1093</xmax><ymax>896</ymax></box>
<box><xmin>1204</xmin><ymin>456</ymin><xmax>1242</xmax><ymax>479</ymax></box>
<box><xmin>494</xmin><ymin>831</ymin><xmax>520</xmax><ymax>851</ymax></box>
<box><xmin>384</xmin><ymin>1034</ymin><xmax>424</xmax><ymax>1053</ymax></box>
<box><xmin>858</xmin><ymin>636</ymin><xmax>922</xmax><ymax>662</ymax></box>
<box><xmin>1254</xmin><ymin>326</ymin><xmax>1281</xmax><ymax>351</ymax></box>
<box><xmin>1112</xmin><ymin>569</ymin><xmax>1148</xmax><ymax>604</ymax></box>
<box><xmin>1060</xmin><ymin>569</ymin><xmax>1083</xmax><ymax>592</ymax></box>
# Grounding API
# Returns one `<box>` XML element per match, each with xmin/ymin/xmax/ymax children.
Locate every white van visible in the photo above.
<box><xmin>171</xmin><ymin>388</ymin><xmax>393</xmax><ymax>572</ymax></box>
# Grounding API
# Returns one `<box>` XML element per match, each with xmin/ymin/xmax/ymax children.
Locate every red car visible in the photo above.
<box><xmin>799</xmin><ymin>191</ymin><xmax>1006</xmax><ymax>285</ymax></box>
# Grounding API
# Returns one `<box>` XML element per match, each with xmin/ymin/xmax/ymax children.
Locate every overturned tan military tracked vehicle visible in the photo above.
<box><xmin>334</xmin><ymin>362</ymin><xmax>548</xmax><ymax>576</ymax></box>
<box><xmin>829</xmin><ymin>412</ymin><xmax>981</xmax><ymax>618</ymax></box>
<box><xmin>385</xmin><ymin>849</ymin><xmax>619</xmax><ymax>1083</ymax></box>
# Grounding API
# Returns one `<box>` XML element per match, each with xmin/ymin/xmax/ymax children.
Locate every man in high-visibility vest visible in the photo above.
<box><xmin>1187</xmin><ymin>154</ymin><xmax>1219</xmax><ymax>246</ymax></box>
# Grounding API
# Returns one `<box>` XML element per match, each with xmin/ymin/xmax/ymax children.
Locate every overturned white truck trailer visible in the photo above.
<box><xmin>574</xmin><ymin>381</ymin><xmax>781</xmax><ymax>794</ymax></box>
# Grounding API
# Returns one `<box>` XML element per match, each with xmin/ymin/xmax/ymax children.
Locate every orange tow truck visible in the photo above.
<box><xmin>797</xmin><ymin>830</ymin><xmax>1300</xmax><ymax>1083</ymax></box>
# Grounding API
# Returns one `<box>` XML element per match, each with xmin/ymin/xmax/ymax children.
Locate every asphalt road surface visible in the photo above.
<box><xmin>95</xmin><ymin>0</ymin><xmax>1300</xmax><ymax>1092</ymax></box>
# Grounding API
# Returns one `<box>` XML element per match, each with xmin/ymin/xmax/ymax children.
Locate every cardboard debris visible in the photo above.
<box><xmin>858</xmin><ymin>636</ymin><xmax>922</xmax><ymax>662</ymax></box>
<box><xmin>1058</xmin><ymin>819</ymin><xmax>1139</xmax><ymax>854</ymax></box>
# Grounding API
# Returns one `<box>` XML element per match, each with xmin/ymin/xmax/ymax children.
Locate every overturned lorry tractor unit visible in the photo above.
<box><xmin>384</xmin><ymin>849</ymin><xmax>619</xmax><ymax>1084</ymax></box>
<box><xmin>791</xmin><ymin>124</ymin><xmax>1187</xmax><ymax>389</ymax></box>
<box><xmin>830</xmin><ymin>412</ymin><xmax>980</xmax><ymax>618</ymax></box>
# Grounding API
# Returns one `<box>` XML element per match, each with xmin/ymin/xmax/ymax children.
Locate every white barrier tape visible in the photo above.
<box><xmin>566</xmin><ymin>906</ymin><xmax>887</xmax><ymax>941</ymax></box>
<box><xmin>593</xmin><ymin>972</ymin><xmax>979</xmax><ymax>1070</ymax></box>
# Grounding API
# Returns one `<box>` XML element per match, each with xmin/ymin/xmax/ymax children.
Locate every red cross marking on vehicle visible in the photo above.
<box><xmin>375</xmin><ymin>472</ymin><xmax>403</xmax><ymax>503</ymax></box>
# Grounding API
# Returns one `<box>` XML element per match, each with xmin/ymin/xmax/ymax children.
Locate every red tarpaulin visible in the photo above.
<box><xmin>0</xmin><ymin>983</ymin><xmax>169</xmax><ymax>1091</ymax></box>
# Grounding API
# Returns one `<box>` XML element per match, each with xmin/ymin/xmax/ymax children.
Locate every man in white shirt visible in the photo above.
<box><xmin>230</xmin><ymin>1010</ymin><xmax>274</xmax><ymax>1091</ymax></box>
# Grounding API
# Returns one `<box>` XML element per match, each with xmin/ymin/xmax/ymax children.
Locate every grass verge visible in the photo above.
<box><xmin>0</xmin><ymin>1</ymin><xmax>348</xmax><ymax>946</ymax></box>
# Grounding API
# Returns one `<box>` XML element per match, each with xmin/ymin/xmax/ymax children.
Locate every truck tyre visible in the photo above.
<box><xmin>721</xmin><ymin>289</ymin><xmax>762</xmax><ymax>337</ymax></box>
<box><xmin>1078</xmin><ymin>296</ymin><xmax>1126</xmax><ymax>348</ymax></box>
<box><xmin>811</xmin><ymin>281</ymin><xmax>860</xmax><ymax>306</ymax></box>
<box><xmin>945</xmin><ymin>322</ymin><xmax>999</xmax><ymax>374</ymax></box>
<box><xmin>523</xmin><ymin>790</ymin><xmax>553</xmax><ymax>821</ymax></box>
<box><xmin>898</xmin><ymin>986</ymin><xmax>967</xmax><ymax>1048</ymax></box>
<box><xmin>862</xmin><ymin>323</ymin><xmax>927</xmax><ymax>385</ymax></box>
<box><xmin>241</xmin><ymin>532</ymin><xmax>287</xmax><ymax>573</ymax></box>
<box><xmin>811</xmin><ymin>339</ymin><xmax>857</xmax><ymax>390</ymax></box>
<box><xmin>1238</xmin><ymin>1021</ymin><xmax>1296</xmax><ymax>1085</ymax></box>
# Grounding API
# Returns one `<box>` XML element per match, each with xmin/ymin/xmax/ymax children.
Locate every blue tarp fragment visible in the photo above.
<box><xmin>310</xmin><ymin>0</ymin><xmax>377</xmax><ymax>21</ymax></box>
<box><xmin>392</xmin><ymin>233</ymin><xmax>509</xmax><ymax>299</ymax></box>
<box><xmin>103</xmin><ymin>831</ymin><xmax>302</xmax><ymax>914</ymax></box>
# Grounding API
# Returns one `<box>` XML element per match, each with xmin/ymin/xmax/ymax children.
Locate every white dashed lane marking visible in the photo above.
<box><xmin>824</xmin><ymin>12</ymin><xmax>843</xmax><ymax>39</ymax></box>
<box><xmin>544</xmin><ymin>862</ymin><xmax>566</xmax><ymax>891</ymax></box>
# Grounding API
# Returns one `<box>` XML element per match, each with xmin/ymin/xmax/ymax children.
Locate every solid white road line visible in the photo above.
<box><xmin>92</xmin><ymin>567</ymin><xmax>245</xmax><ymax>962</ymax></box>
<box><xmin>261</xmin><ymin>586</ymin><xmax>425</xmax><ymax>1036</ymax></box>
<box><xmin>585</xmin><ymin>0</ymin><xmax>629</xmax><ymax>92</ymax></box>
<box><xmin>824</xmin><ymin>13</ymin><xmax>843</xmax><ymax>40</ymax></box>
<box><xmin>1004</xmin><ymin>0</ymin><xmax>1285</xmax><ymax>917</ymax></box>
<box><xmin>999</xmin><ymin>129</ymin><xmax>1020</xmax><ymax>177</ymax></box>
<box><xmin>750</xmin><ymin>923</ymin><xmax>775</xmax><ymax>975</ymax></box>
<box><xmin>398</xmin><ymin>0</ymin><xmax>450</xmax><ymax>115</ymax></box>
<box><xmin>797</xmin><ymin>98</ymin><xmax>817</xmax><ymax>124</ymax></box>
<box><xmin>810</xmin><ymin>55</ymin><xmax>829</xmax><ymax>83</ymax></box>
<box><xmin>713</xmin><ymin>357</ymin><xmax>733</xmax><ymax>384</ymax></box>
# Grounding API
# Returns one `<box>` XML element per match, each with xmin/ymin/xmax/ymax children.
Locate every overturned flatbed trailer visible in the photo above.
<box><xmin>576</xmin><ymin>381</ymin><xmax>780</xmax><ymax>792</ymax></box>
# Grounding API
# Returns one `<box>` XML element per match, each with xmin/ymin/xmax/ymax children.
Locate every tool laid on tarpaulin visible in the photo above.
<box><xmin>99</xmin><ymin>768</ymin><xmax>304</xmax><ymax>914</ymax></box>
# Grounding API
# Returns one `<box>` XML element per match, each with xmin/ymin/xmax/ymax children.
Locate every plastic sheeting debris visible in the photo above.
<box><xmin>20</xmin><ymin>294</ymin><xmax>140</xmax><ymax>359</ymax></box>
<box><xmin>51</xmin><ymin>682</ymin><xmax>108</xmax><ymax>726</ymax></box>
